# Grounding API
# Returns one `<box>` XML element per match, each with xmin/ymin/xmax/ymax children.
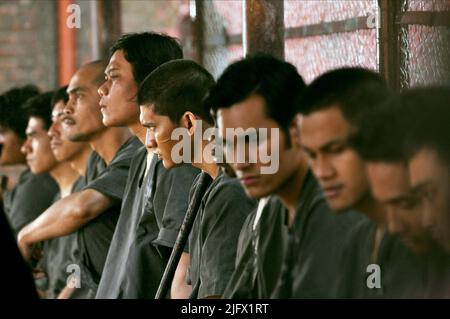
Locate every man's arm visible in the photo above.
<box><xmin>18</xmin><ymin>188</ymin><xmax>116</xmax><ymax>259</ymax></box>
<box><xmin>57</xmin><ymin>286</ymin><xmax>75</xmax><ymax>299</ymax></box>
<box><xmin>171</xmin><ymin>252</ymin><xmax>192</xmax><ymax>299</ymax></box>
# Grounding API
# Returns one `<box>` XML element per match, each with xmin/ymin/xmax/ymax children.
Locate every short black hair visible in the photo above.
<box><xmin>349</xmin><ymin>95</ymin><xmax>405</xmax><ymax>163</ymax></box>
<box><xmin>297</xmin><ymin>67</ymin><xmax>390</xmax><ymax>128</ymax></box>
<box><xmin>138</xmin><ymin>59</ymin><xmax>215</xmax><ymax>125</ymax></box>
<box><xmin>206</xmin><ymin>54</ymin><xmax>306</xmax><ymax>140</ymax></box>
<box><xmin>22</xmin><ymin>91</ymin><xmax>54</xmax><ymax>130</ymax></box>
<box><xmin>110</xmin><ymin>32</ymin><xmax>183</xmax><ymax>85</ymax></box>
<box><xmin>0</xmin><ymin>85</ymin><xmax>40</xmax><ymax>138</ymax></box>
<box><xmin>401</xmin><ymin>87</ymin><xmax>450</xmax><ymax>165</ymax></box>
<box><xmin>51</xmin><ymin>86</ymin><xmax>68</xmax><ymax>108</ymax></box>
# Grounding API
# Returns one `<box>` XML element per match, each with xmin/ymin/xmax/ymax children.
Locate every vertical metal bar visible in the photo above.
<box><xmin>244</xmin><ymin>0</ymin><xmax>284</xmax><ymax>59</ymax></box>
<box><xmin>96</xmin><ymin>0</ymin><xmax>122</xmax><ymax>60</ymax></box>
<box><xmin>90</xmin><ymin>0</ymin><xmax>100</xmax><ymax>60</ymax></box>
<box><xmin>378</xmin><ymin>0</ymin><xmax>406</xmax><ymax>91</ymax></box>
<box><xmin>194</xmin><ymin>0</ymin><xmax>205</xmax><ymax>65</ymax></box>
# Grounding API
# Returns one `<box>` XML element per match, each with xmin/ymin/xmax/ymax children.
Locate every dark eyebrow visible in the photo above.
<box><xmin>320</xmin><ymin>139</ymin><xmax>347</xmax><ymax>152</ymax></box>
<box><xmin>410</xmin><ymin>180</ymin><xmax>433</xmax><ymax>195</ymax></box>
<box><xmin>141</xmin><ymin>121</ymin><xmax>155</xmax><ymax>128</ymax></box>
<box><xmin>387</xmin><ymin>194</ymin><xmax>414</xmax><ymax>205</ymax></box>
<box><xmin>301</xmin><ymin>139</ymin><xmax>346</xmax><ymax>155</ymax></box>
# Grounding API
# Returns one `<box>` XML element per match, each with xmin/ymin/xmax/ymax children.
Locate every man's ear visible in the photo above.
<box><xmin>179</xmin><ymin>112</ymin><xmax>197</xmax><ymax>136</ymax></box>
<box><xmin>289</xmin><ymin>115</ymin><xmax>302</xmax><ymax>148</ymax></box>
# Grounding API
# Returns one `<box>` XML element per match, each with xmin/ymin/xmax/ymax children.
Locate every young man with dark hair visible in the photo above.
<box><xmin>95</xmin><ymin>33</ymin><xmax>199</xmax><ymax>299</ymax></box>
<box><xmin>298</xmin><ymin>67</ymin><xmax>426</xmax><ymax>298</ymax></box>
<box><xmin>349</xmin><ymin>99</ymin><xmax>437</xmax><ymax>255</ymax></box>
<box><xmin>401</xmin><ymin>87</ymin><xmax>450</xmax><ymax>297</ymax></box>
<box><xmin>350</xmin><ymin>88</ymin><xmax>450</xmax><ymax>298</ymax></box>
<box><xmin>206</xmin><ymin>54</ymin><xmax>356</xmax><ymax>298</ymax></box>
<box><xmin>41</xmin><ymin>87</ymin><xmax>93</xmax><ymax>299</ymax></box>
<box><xmin>17</xmin><ymin>61</ymin><xmax>140</xmax><ymax>297</ymax></box>
<box><xmin>21</xmin><ymin>91</ymin><xmax>81</xmax><ymax>298</ymax></box>
<box><xmin>0</xmin><ymin>85</ymin><xmax>59</xmax><ymax>237</ymax></box>
<box><xmin>139</xmin><ymin>59</ymin><xmax>256</xmax><ymax>299</ymax></box>
<box><xmin>402</xmin><ymin>87</ymin><xmax>450</xmax><ymax>255</ymax></box>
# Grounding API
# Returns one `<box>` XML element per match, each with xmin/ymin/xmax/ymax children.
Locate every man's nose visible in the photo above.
<box><xmin>145</xmin><ymin>129</ymin><xmax>157</xmax><ymax>149</ymax></box>
<box><xmin>313</xmin><ymin>156</ymin><xmax>335</xmax><ymax>181</ymax></box>
<box><xmin>387</xmin><ymin>209</ymin><xmax>404</xmax><ymax>235</ymax></box>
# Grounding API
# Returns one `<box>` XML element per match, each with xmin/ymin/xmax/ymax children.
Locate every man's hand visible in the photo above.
<box><xmin>17</xmin><ymin>232</ymin><xmax>32</xmax><ymax>261</ymax></box>
<box><xmin>17</xmin><ymin>232</ymin><xmax>42</xmax><ymax>262</ymax></box>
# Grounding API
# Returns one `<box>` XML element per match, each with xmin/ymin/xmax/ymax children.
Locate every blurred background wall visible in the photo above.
<box><xmin>0</xmin><ymin>0</ymin><xmax>449</xmax><ymax>93</ymax></box>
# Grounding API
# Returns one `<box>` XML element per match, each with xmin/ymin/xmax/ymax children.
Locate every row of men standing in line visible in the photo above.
<box><xmin>0</xmin><ymin>31</ymin><xmax>449</xmax><ymax>299</ymax></box>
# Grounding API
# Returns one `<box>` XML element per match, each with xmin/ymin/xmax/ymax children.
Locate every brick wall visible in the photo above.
<box><xmin>0</xmin><ymin>0</ymin><xmax>57</xmax><ymax>93</ymax></box>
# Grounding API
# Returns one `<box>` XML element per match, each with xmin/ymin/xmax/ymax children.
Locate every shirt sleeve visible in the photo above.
<box><xmin>83</xmin><ymin>139</ymin><xmax>141</xmax><ymax>201</ymax></box>
<box><xmin>84</xmin><ymin>163</ymin><xmax>131</xmax><ymax>201</ymax></box>
<box><xmin>152</xmin><ymin>163</ymin><xmax>200</xmax><ymax>249</ymax></box>
<box><xmin>8</xmin><ymin>172</ymin><xmax>59</xmax><ymax>236</ymax></box>
<box><xmin>197</xmin><ymin>180</ymin><xmax>256</xmax><ymax>298</ymax></box>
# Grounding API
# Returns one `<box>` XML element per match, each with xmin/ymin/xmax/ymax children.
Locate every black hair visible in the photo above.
<box><xmin>110</xmin><ymin>32</ymin><xmax>183</xmax><ymax>85</ymax></box>
<box><xmin>51</xmin><ymin>86</ymin><xmax>68</xmax><ymax>108</ymax></box>
<box><xmin>206</xmin><ymin>54</ymin><xmax>306</xmax><ymax>142</ymax></box>
<box><xmin>138</xmin><ymin>59</ymin><xmax>215</xmax><ymax>125</ymax></box>
<box><xmin>349</xmin><ymin>94</ymin><xmax>406</xmax><ymax>162</ymax></box>
<box><xmin>22</xmin><ymin>91</ymin><xmax>54</xmax><ymax>130</ymax></box>
<box><xmin>297</xmin><ymin>67</ymin><xmax>391</xmax><ymax>128</ymax></box>
<box><xmin>0</xmin><ymin>85</ymin><xmax>40</xmax><ymax>138</ymax></box>
<box><xmin>401</xmin><ymin>86</ymin><xmax>450</xmax><ymax>165</ymax></box>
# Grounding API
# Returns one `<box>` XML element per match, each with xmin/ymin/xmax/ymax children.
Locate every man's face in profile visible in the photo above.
<box><xmin>98</xmin><ymin>50</ymin><xmax>140</xmax><ymax>128</ymax></box>
<box><xmin>300</xmin><ymin>106</ymin><xmax>370</xmax><ymax>213</ymax></box>
<box><xmin>22</xmin><ymin>117</ymin><xmax>58</xmax><ymax>174</ymax></box>
<box><xmin>367</xmin><ymin>161</ymin><xmax>436</xmax><ymax>254</ymax></box>
<box><xmin>0</xmin><ymin>125</ymin><xmax>25</xmax><ymax>166</ymax></box>
<box><xmin>409</xmin><ymin>147</ymin><xmax>450</xmax><ymax>253</ymax></box>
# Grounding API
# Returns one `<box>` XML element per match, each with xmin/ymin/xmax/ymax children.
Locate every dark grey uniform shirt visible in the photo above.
<box><xmin>334</xmin><ymin>217</ymin><xmax>429</xmax><ymax>298</ymax></box>
<box><xmin>96</xmin><ymin>148</ymin><xmax>200</xmax><ymax>299</ymax></box>
<box><xmin>188</xmin><ymin>171</ymin><xmax>256</xmax><ymax>299</ymax></box>
<box><xmin>3</xmin><ymin>169</ymin><xmax>59</xmax><ymax>237</ymax></box>
<box><xmin>40</xmin><ymin>177</ymin><xmax>85</xmax><ymax>299</ymax></box>
<box><xmin>223</xmin><ymin>196</ymin><xmax>289</xmax><ymax>299</ymax></box>
<box><xmin>77</xmin><ymin>137</ymin><xmax>141</xmax><ymax>294</ymax></box>
<box><xmin>272</xmin><ymin>170</ymin><xmax>364</xmax><ymax>298</ymax></box>
<box><xmin>424</xmin><ymin>251</ymin><xmax>450</xmax><ymax>298</ymax></box>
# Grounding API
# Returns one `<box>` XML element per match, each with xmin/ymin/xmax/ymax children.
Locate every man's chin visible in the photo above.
<box><xmin>326</xmin><ymin>198</ymin><xmax>353</xmax><ymax>213</ymax></box>
<box><xmin>242</xmin><ymin>186</ymin><xmax>270</xmax><ymax>200</ymax></box>
<box><xmin>161</xmin><ymin>159</ymin><xmax>176</xmax><ymax>170</ymax></box>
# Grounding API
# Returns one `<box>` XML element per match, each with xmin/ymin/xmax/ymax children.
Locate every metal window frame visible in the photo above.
<box><xmin>194</xmin><ymin>0</ymin><xmax>449</xmax><ymax>89</ymax></box>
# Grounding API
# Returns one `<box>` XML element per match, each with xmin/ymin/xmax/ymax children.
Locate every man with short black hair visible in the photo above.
<box><xmin>18</xmin><ymin>61</ymin><xmax>140</xmax><ymax>297</ymax></box>
<box><xmin>350</xmin><ymin>88</ymin><xmax>450</xmax><ymax>298</ymax></box>
<box><xmin>349</xmin><ymin>98</ymin><xmax>437</xmax><ymax>255</ymax></box>
<box><xmin>0</xmin><ymin>85</ymin><xmax>58</xmax><ymax>237</ymax></box>
<box><xmin>395</xmin><ymin>87</ymin><xmax>450</xmax><ymax>298</ymax></box>
<box><xmin>95</xmin><ymin>32</ymin><xmax>199</xmax><ymax>299</ymax></box>
<box><xmin>139</xmin><ymin>59</ymin><xmax>255</xmax><ymax>299</ymax></box>
<box><xmin>402</xmin><ymin>87</ymin><xmax>450</xmax><ymax>255</ymax></box>
<box><xmin>21</xmin><ymin>91</ymin><xmax>81</xmax><ymax>298</ymax></box>
<box><xmin>206</xmin><ymin>55</ymin><xmax>357</xmax><ymax>298</ymax></box>
<box><xmin>298</xmin><ymin>67</ymin><xmax>425</xmax><ymax>298</ymax></box>
<box><xmin>41</xmin><ymin>87</ymin><xmax>93</xmax><ymax>299</ymax></box>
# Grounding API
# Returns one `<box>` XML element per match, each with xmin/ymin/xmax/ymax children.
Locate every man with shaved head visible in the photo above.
<box><xmin>18</xmin><ymin>60</ymin><xmax>141</xmax><ymax>297</ymax></box>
